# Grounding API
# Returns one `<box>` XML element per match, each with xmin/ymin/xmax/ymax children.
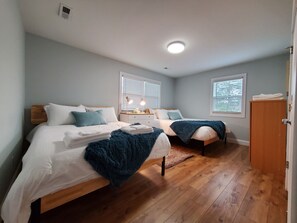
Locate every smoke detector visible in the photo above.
<box><xmin>59</xmin><ymin>3</ymin><xmax>72</xmax><ymax>19</ymax></box>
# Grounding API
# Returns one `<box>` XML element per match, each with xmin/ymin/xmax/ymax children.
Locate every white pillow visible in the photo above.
<box><xmin>44</xmin><ymin>105</ymin><xmax>49</xmax><ymax>116</ymax></box>
<box><xmin>85</xmin><ymin>106</ymin><xmax>118</xmax><ymax>123</ymax></box>
<box><xmin>155</xmin><ymin>109</ymin><xmax>184</xmax><ymax>120</ymax></box>
<box><xmin>168</xmin><ymin>109</ymin><xmax>184</xmax><ymax>119</ymax></box>
<box><xmin>155</xmin><ymin>109</ymin><xmax>170</xmax><ymax>120</ymax></box>
<box><xmin>46</xmin><ymin>103</ymin><xmax>86</xmax><ymax>126</ymax></box>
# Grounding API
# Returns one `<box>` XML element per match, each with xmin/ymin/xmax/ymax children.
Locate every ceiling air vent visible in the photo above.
<box><xmin>59</xmin><ymin>3</ymin><xmax>71</xmax><ymax>19</ymax></box>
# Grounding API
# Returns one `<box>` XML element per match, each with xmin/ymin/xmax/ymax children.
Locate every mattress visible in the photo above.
<box><xmin>151</xmin><ymin>118</ymin><xmax>230</xmax><ymax>141</ymax></box>
<box><xmin>1</xmin><ymin>121</ymin><xmax>170</xmax><ymax>223</ymax></box>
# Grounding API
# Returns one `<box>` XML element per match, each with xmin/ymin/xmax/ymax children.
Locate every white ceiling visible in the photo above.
<box><xmin>21</xmin><ymin>0</ymin><xmax>292</xmax><ymax>78</ymax></box>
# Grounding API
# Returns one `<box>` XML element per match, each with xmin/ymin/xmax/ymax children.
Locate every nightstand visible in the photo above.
<box><xmin>120</xmin><ymin>113</ymin><xmax>154</xmax><ymax>126</ymax></box>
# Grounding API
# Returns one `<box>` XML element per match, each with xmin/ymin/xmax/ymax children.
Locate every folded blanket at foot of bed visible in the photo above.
<box><xmin>120</xmin><ymin>124</ymin><xmax>153</xmax><ymax>135</ymax></box>
<box><xmin>63</xmin><ymin>130</ymin><xmax>111</xmax><ymax>148</ymax></box>
<box><xmin>170</xmin><ymin>120</ymin><xmax>226</xmax><ymax>144</ymax></box>
<box><xmin>84</xmin><ymin>127</ymin><xmax>163</xmax><ymax>186</ymax></box>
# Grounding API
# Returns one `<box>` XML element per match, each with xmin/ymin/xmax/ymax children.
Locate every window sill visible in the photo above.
<box><xmin>210</xmin><ymin>112</ymin><xmax>246</xmax><ymax>118</ymax></box>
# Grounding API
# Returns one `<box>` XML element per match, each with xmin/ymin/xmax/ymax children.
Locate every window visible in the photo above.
<box><xmin>210</xmin><ymin>73</ymin><xmax>247</xmax><ymax>118</ymax></box>
<box><xmin>120</xmin><ymin>72</ymin><xmax>161</xmax><ymax>110</ymax></box>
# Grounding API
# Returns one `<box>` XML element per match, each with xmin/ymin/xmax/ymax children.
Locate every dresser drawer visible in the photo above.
<box><xmin>120</xmin><ymin>114</ymin><xmax>155</xmax><ymax>124</ymax></box>
<box><xmin>128</xmin><ymin>115</ymin><xmax>154</xmax><ymax>120</ymax></box>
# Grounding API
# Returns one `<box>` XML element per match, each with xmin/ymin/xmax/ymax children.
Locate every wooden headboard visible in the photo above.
<box><xmin>31</xmin><ymin>105</ymin><xmax>47</xmax><ymax>125</ymax></box>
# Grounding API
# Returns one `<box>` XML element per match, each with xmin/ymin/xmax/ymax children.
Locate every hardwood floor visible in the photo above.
<box><xmin>41</xmin><ymin>141</ymin><xmax>287</xmax><ymax>223</ymax></box>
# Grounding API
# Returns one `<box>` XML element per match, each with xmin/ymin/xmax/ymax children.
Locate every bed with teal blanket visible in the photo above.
<box><xmin>170</xmin><ymin>120</ymin><xmax>226</xmax><ymax>143</ymax></box>
<box><xmin>169</xmin><ymin>120</ymin><xmax>227</xmax><ymax>155</ymax></box>
<box><xmin>151</xmin><ymin>117</ymin><xmax>229</xmax><ymax>156</ymax></box>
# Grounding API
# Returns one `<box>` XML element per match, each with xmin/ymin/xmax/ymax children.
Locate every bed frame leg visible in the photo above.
<box><xmin>30</xmin><ymin>198</ymin><xmax>41</xmax><ymax>223</ymax></box>
<box><xmin>201</xmin><ymin>146</ymin><xmax>205</xmax><ymax>156</ymax></box>
<box><xmin>161</xmin><ymin>157</ymin><xmax>165</xmax><ymax>176</ymax></box>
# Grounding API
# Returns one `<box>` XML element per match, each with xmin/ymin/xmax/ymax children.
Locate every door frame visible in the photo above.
<box><xmin>287</xmin><ymin>2</ymin><xmax>297</xmax><ymax>222</ymax></box>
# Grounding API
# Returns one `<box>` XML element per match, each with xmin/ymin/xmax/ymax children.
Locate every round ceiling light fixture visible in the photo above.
<box><xmin>167</xmin><ymin>41</ymin><xmax>185</xmax><ymax>54</ymax></box>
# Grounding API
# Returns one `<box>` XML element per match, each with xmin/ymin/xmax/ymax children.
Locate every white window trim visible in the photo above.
<box><xmin>119</xmin><ymin>72</ymin><xmax>161</xmax><ymax>112</ymax></box>
<box><xmin>210</xmin><ymin>73</ymin><xmax>247</xmax><ymax>118</ymax></box>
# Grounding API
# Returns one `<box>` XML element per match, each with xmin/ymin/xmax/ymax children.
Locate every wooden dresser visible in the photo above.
<box><xmin>250</xmin><ymin>100</ymin><xmax>287</xmax><ymax>179</ymax></box>
<box><xmin>120</xmin><ymin>113</ymin><xmax>154</xmax><ymax>126</ymax></box>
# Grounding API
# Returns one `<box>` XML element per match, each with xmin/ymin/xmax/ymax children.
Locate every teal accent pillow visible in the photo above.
<box><xmin>168</xmin><ymin>111</ymin><xmax>182</xmax><ymax>120</ymax></box>
<box><xmin>72</xmin><ymin>110</ymin><xmax>107</xmax><ymax>127</ymax></box>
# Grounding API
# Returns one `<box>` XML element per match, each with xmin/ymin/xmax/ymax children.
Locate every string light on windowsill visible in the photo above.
<box><xmin>140</xmin><ymin>98</ymin><xmax>146</xmax><ymax>106</ymax></box>
<box><xmin>125</xmin><ymin>96</ymin><xmax>133</xmax><ymax>105</ymax></box>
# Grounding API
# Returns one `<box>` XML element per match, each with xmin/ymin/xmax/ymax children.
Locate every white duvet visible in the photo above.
<box><xmin>151</xmin><ymin>118</ymin><xmax>230</xmax><ymax>141</ymax></box>
<box><xmin>1</xmin><ymin>122</ymin><xmax>170</xmax><ymax>223</ymax></box>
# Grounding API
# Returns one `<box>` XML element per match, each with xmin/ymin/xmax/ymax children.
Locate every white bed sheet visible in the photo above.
<box><xmin>1</xmin><ymin>122</ymin><xmax>170</xmax><ymax>223</ymax></box>
<box><xmin>151</xmin><ymin>118</ymin><xmax>230</xmax><ymax>141</ymax></box>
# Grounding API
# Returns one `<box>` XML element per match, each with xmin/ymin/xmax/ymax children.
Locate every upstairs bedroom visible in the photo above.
<box><xmin>0</xmin><ymin>0</ymin><xmax>296</xmax><ymax>223</ymax></box>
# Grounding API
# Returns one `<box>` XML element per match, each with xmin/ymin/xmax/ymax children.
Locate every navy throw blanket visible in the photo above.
<box><xmin>170</xmin><ymin>120</ymin><xmax>226</xmax><ymax>144</ymax></box>
<box><xmin>84</xmin><ymin>128</ymin><xmax>163</xmax><ymax>187</ymax></box>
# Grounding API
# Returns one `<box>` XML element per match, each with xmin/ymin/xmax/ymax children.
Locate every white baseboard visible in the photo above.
<box><xmin>227</xmin><ymin>137</ymin><xmax>250</xmax><ymax>146</ymax></box>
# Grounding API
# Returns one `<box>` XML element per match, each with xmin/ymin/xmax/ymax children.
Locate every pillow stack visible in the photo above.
<box><xmin>44</xmin><ymin>103</ymin><xmax>118</xmax><ymax>127</ymax></box>
<box><xmin>155</xmin><ymin>109</ymin><xmax>183</xmax><ymax>120</ymax></box>
<box><xmin>84</xmin><ymin>106</ymin><xmax>118</xmax><ymax>123</ymax></box>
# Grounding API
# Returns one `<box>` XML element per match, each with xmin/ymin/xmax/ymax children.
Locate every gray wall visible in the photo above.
<box><xmin>175</xmin><ymin>54</ymin><xmax>289</xmax><ymax>142</ymax></box>
<box><xmin>0</xmin><ymin>0</ymin><xmax>25</xmax><ymax>209</ymax></box>
<box><xmin>25</xmin><ymin>33</ymin><xmax>175</xmax><ymax>134</ymax></box>
<box><xmin>25</xmin><ymin>33</ymin><xmax>175</xmax><ymax>112</ymax></box>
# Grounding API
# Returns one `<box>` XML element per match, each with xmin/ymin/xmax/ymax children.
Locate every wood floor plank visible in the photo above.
<box><xmin>130</xmin><ymin>186</ymin><xmax>198</xmax><ymax>223</ymax></box>
<box><xmin>92</xmin><ymin>159</ymin><xmax>213</xmax><ymax>222</ymax></box>
<box><xmin>236</xmin><ymin>172</ymin><xmax>274</xmax><ymax>223</ymax></box>
<box><xmin>198</xmin><ymin>165</ymin><xmax>256</xmax><ymax>223</ymax></box>
<box><xmin>163</xmin><ymin>149</ymin><xmax>246</xmax><ymax>222</ymax></box>
<box><xmin>188</xmin><ymin>144</ymin><xmax>244</xmax><ymax>190</ymax></box>
<box><xmin>199</xmin><ymin>183</ymin><xmax>248</xmax><ymax>223</ymax></box>
<box><xmin>120</xmin><ymin>158</ymin><xmax>220</xmax><ymax>222</ymax></box>
<box><xmin>233</xmin><ymin>213</ymin><xmax>257</xmax><ymax>223</ymax></box>
<box><xmin>267</xmin><ymin>178</ymin><xmax>287</xmax><ymax>223</ymax></box>
<box><xmin>40</xmin><ymin>142</ymin><xmax>287</xmax><ymax>223</ymax></box>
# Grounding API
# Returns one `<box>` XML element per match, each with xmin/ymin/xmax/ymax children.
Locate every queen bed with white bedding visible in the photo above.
<box><xmin>1</xmin><ymin>104</ymin><xmax>171</xmax><ymax>223</ymax></box>
<box><xmin>151</xmin><ymin>109</ymin><xmax>230</xmax><ymax>155</ymax></box>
